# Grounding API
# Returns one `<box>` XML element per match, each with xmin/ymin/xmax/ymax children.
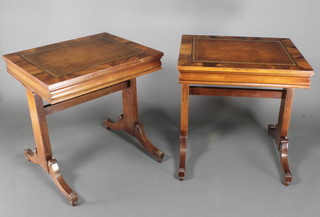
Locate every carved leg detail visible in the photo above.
<box><xmin>178</xmin><ymin>136</ymin><xmax>188</xmax><ymax>181</ymax></box>
<box><xmin>268</xmin><ymin>88</ymin><xmax>294</xmax><ymax>186</ymax></box>
<box><xmin>268</xmin><ymin>124</ymin><xmax>293</xmax><ymax>186</ymax></box>
<box><xmin>24</xmin><ymin>148</ymin><xmax>78</xmax><ymax>205</ymax></box>
<box><xmin>104</xmin><ymin>114</ymin><xmax>125</xmax><ymax>130</ymax></box>
<box><xmin>279</xmin><ymin>138</ymin><xmax>292</xmax><ymax>186</ymax></box>
<box><xmin>25</xmin><ymin>89</ymin><xmax>77</xmax><ymax>205</ymax></box>
<box><xmin>104</xmin><ymin>79</ymin><xmax>164</xmax><ymax>162</ymax></box>
<box><xmin>134</xmin><ymin>123</ymin><xmax>164</xmax><ymax>162</ymax></box>
<box><xmin>178</xmin><ymin>84</ymin><xmax>189</xmax><ymax>181</ymax></box>
<box><xmin>104</xmin><ymin>116</ymin><xmax>164</xmax><ymax>162</ymax></box>
<box><xmin>24</xmin><ymin>148</ymin><xmax>38</xmax><ymax>164</ymax></box>
<box><xmin>48</xmin><ymin>159</ymin><xmax>78</xmax><ymax>206</ymax></box>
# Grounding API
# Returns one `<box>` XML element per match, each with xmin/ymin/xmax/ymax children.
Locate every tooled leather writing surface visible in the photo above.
<box><xmin>192</xmin><ymin>38</ymin><xmax>295</xmax><ymax>65</ymax></box>
<box><xmin>21</xmin><ymin>36</ymin><xmax>143</xmax><ymax>77</ymax></box>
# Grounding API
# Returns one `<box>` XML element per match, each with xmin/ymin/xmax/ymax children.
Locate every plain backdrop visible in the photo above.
<box><xmin>0</xmin><ymin>0</ymin><xmax>319</xmax><ymax>217</ymax></box>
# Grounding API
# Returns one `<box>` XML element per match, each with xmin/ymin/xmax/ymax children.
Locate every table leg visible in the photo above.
<box><xmin>104</xmin><ymin>79</ymin><xmax>164</xmax><ymax>162</ymax></box>
<box><xmin>268</xmin><ymin>88</ymin><xmax>294</xmax><ymax>186</ymax></box>
<box><xmin>178</xmin><ymin>84</ymin><xmax>189</xmax><ymax>181</ymax></box>
<box><xmin>24</xmin><ymin>89</ymin><xmax>78</xmax><ymax>206</ymax></box>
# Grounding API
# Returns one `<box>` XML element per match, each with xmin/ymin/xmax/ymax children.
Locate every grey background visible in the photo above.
<box><xmin>0</xmin><ymin>0</ymin><xmax>320</xmax><ymax>216</ymax></box>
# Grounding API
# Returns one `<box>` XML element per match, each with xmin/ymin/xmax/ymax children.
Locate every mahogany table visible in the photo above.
<box><xmin>3</xmin><ymin>33</ymin><xmax>164</xmax><ymax>205</ymax></box>
<box><xmin>177</xmin><ymin>35</ymin><xmax>314</xmax><ymax>185</ymax></box>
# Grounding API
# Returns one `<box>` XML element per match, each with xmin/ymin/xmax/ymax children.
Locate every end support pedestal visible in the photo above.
<box><xmin>104</xmin><ymin>115</ymin><xmax>164</xmax><ymax>162</ymax></box>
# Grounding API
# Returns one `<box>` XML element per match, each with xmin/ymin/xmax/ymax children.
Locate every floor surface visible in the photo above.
<box><xmin>0</xmin><ymin>88</ymin><xmax>319</xmax><ymax>217</ymax></box>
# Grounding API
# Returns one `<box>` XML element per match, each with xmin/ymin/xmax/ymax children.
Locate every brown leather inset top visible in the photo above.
<box><xmin>21</xmin><ymin>37</ymin><xmax>143</xmax><ymax>77</ymax></box>
<box><xmin>192</xmin><ymin>38</ymin><xmax>295</xmax><ymax>66</ymax></box>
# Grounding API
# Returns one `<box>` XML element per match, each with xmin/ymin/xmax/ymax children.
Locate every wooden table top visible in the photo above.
<box><xmin>3</xmin><ymin>33</ymin><xmax>163</xmax><ymax>104</ymax></box>
<box><xmin>178</xmin><ymin>35</ymin><xmax>314</xmax><ymax>88</ymax></box>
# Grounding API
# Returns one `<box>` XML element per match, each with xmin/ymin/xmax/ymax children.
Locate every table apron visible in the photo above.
<box><xmin>189</xmin><ymin>86</ymin><xmax>285</xmax><ymax>99</ymax></box>
<box><xmin>44</xmin><ymin>81</ymin><xmax>129</xmax><ymax>115</ymax></box>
